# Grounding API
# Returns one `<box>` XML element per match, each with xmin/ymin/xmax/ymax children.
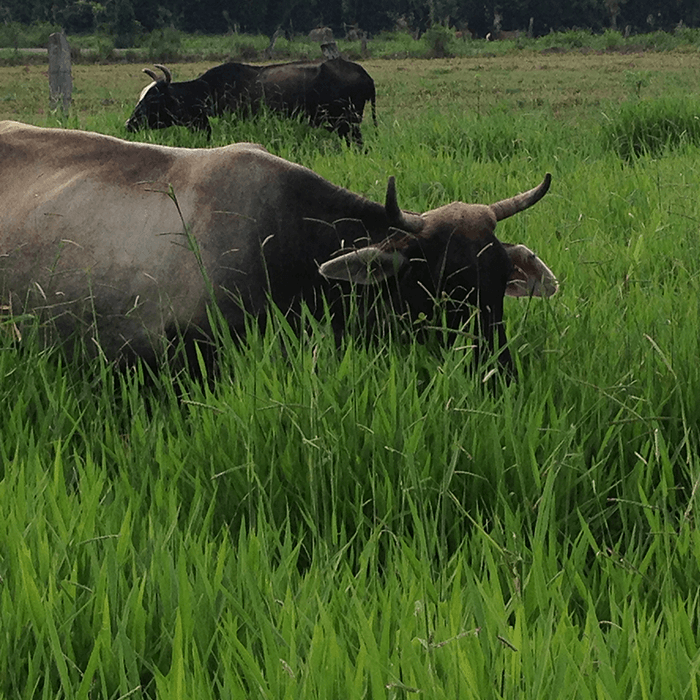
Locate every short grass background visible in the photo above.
<box><xmin>2</xmin><ymin>46</ymin><xmax>700</xmax><ymax>698</ymax></box>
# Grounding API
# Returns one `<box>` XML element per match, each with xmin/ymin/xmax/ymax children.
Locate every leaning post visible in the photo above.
<box><xmin>48</xmin><ymin>31</ymin><xmax>72</xmax><ymax>113</ymax></box>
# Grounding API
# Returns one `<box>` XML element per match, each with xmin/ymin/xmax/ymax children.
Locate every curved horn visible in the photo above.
<box><xmin>153</xmin><ymin>64</ymin><xmax>172</xmax><ymax>84</ymax></box>
<box><xmin>385</xmin><ymin>176</ymin><xmax>401</xmax><ymax>220</ymax></box>
<box><xmin>142</xmin><ymin>68</ymin><xmax>159</xmax><ymax>82</ymax></box>
<box><xmin>384</xmin><ymin>177</ymin><xmax>423</xmax><ymax>233</ymax></box>
<box><xmin>490</xmin><ymin>173</ymin><xmax>551</xmax><ymax>222</ymax></box>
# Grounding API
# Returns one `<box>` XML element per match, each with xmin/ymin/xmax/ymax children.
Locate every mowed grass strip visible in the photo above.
<box><xmin>1</xmin><ymin>49</ymin><xmax>700</xmax><ymax>698</ymax></box>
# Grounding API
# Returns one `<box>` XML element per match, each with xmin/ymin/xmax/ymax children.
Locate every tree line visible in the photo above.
<box><xmin>1</xmin><ymin>0</ymin><xmax>698</xmax><ymax>45</ymax></box>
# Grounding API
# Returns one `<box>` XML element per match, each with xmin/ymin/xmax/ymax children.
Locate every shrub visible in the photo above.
<box><xmin>145</xmin><ymin>26</ymin><xmax>183</xmax><ymax>61</ymax></box>
<box><xmin>673</xmin><ymin>26</ymin><xmax>700</xmax><ymax>45</ymax></box>
<box><xmin>636</xmin><ymin>30</ymin><xmax>681</xmax><ymax>51</ymax></box>
<box><xmin>539</xmin><ymin>29</ymin><xmax>590</xmax><ymax>50</ymax></box>
<box><xmin>602</xmin><ymin>29</ymin><xmax>624</xmax><ymax>50</ymax></box>
<box><xmin>0</xmin><ymin>21</ymin><xmax>60</xmax><ymax>48</ymax></box>
<box><xmin>371</xmin><ymin>30</ymin><xmax>424</xmax><ymax>59</ymax></box>
<box><xmin>423</xmin><ymin>24</ymin><xmax>456</xmax><ymax>58</ymax></box>
<box><xmin>231</xmin><ymin>38</ymin><xmax>260</xmax><ymax>61</ymax></box>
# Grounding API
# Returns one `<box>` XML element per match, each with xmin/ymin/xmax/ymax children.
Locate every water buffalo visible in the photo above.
<box><xmin>0</xmin><ymin>121</ymin><xmax>557</xmax><ymax>371</ymax></box>
<box><xmin>124</xmin><ymin>58</ymin><xmax>377</xmax><ymax>146</ymax></box>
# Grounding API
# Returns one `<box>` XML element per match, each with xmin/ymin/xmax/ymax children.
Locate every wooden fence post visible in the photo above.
<box><xmin>48</xmin><ymin>31</ymin><xmax>72</xmax><ymax>113</ymax></box>
<box><xmin>321</xmin><ymin>41</ymin><xmax>341</xmax><ymax>60</ymax></box>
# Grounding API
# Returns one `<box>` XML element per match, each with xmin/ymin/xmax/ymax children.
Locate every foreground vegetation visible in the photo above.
<box><xmin>1</xmin><ymin>49</ymin><xmax>700</xmax><ymax>698</ymax></box>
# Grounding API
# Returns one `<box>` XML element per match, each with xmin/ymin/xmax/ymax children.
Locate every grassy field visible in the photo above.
<box><xmin>2</xmin><ymin>48</ymin><xmax>700</xmax><ymax>698</ymax></box>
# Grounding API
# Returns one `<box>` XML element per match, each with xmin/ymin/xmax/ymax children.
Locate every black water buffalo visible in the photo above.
<box><xmin>0</xmin><ymin>121</ymin><xmax>557</xmax><ymax>370</ymax></box>
<box><xmin>124</xmin><ymin>58</ymin><xmax>377</xmax><ymax>146</ymax></box>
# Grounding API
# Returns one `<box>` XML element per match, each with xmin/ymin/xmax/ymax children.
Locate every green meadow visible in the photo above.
<box><xmin>2</xmin><ymin>45</ymin><xmax>700</xmax><ymax>698</ymax></box>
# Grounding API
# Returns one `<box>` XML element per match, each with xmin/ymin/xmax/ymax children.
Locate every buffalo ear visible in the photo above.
<box><xmin>504</xmin><ymin>244</ymin><xmax>558</xmax><ymax>297</ymax></box>
<box><xmin>319</xmin><ymin>247</ymin><xmax>407</xmax><ymax>285</ymax></box>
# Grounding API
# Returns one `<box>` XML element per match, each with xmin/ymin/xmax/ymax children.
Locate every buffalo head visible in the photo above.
<box><xmin>319</xmin><ymin>175</ymin><xmax>557</xmax><ymax>370</ymax></box>
<box><xmin>125</xmin><ymin>64</ymin><xmax>211</xmax><ymax>136</ymax></box>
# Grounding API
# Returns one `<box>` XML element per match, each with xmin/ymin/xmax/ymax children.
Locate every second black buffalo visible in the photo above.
<box><xmin>124</xmin><ymin>59</ymin><xmax>377</xmax><ymax>146</ymax></box>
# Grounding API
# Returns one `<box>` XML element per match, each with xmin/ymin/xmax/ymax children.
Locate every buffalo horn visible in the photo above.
<box><xmin>142</xmin><ymin>68</ymin><xmax>159</xmax><ymax>82</ymax></box>
<box><xmin>153</xmin><ymin>64</ymin><xmax>172</xmax><ymax>84</ymax></box>
<box><xmin>490</xmin><ymin>173</ymin><xmax>552</xmax><ymax>221</ymax></box>
<box><xmin>384</xmin><ymin>177</ymin><xmax>423</xmax><ymax>234</ymax></box>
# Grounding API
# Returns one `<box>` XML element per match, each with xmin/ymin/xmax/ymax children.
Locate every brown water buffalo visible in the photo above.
<box><xmin>125</xmin><ymin>58</ymin><xmax>377</xmax><ymax>146</ymax></box>
<box><xmin>0</xmin><ymin>121</ymin><xmax>557</xmax><ymax>370</ymax></box>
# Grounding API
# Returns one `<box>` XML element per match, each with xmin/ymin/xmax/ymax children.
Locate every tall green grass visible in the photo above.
<box><xmin>602</xmin><ymin>95</ymin><xmax>700</xmax><ymax>159</ymax></box>
<box><xmin>3</xmin><ymin>58</ymin><xmax>700</xmax><ymax>698</ymax></box>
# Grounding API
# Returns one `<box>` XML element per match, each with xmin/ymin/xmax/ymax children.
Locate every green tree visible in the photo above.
<box><xmin>111</xmin><ymin>0</ymin><xmax>136</xmax><ymax>47</ymax></box>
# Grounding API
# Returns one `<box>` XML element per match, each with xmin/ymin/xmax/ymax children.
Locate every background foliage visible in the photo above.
<box><xmin>0</xmin><ymin>0</ymin><xmax>698</xmax><ymax>46</ymax></box>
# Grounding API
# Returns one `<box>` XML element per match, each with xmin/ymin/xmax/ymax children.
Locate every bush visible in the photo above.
<box><xmin>0</xmin><ymin>21</ymin><xmax>60</xmax><ymax>48</ymax></box>
<box><xmin>371</xmin><ymin>30</ymin><xmax>423</xmax><ymax>58</ymax></box>
<box><xmin>145</xmin><ymin>26</ymin><xmax>183</xmax><ymax>61</ymax></box>
<box><xmin>602</xmin><ymin>29</ymin><xmax>624</xmax><ymax>50</ymax></box>
<box><xmin>636</xmin><ymin>30</ymin><xmax>681</xmax><ymax>51</ymax></box>
<box><xmin>423</xmin><ymin>24</ymin><xmax>456</xmax><ymax>58</ymax></box>
<box><xmin>674</xmin><ymin>26</ymin><xmax>700</xmax><ymax>45</ymax></box>
<box><xmin>231</xmin><ymin>38</ymin><xmax>261</xmax><ymax>61</ymax></box>
<box><xmin>539</xmin><ymin>29</ymin><xmax>590</xmax><ymax>50</ymax></box>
